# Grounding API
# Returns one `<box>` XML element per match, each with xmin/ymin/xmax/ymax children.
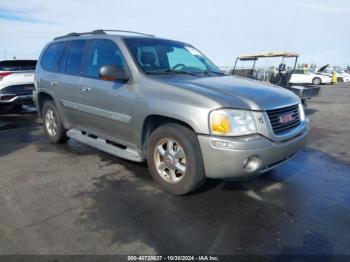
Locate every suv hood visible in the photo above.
<box><xmin>159</xmin><ymin>75</ymin><xmax>300</xmax><ymax>111</ymax></box>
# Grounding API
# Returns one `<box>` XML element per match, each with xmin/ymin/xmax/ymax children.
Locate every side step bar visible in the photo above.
<box><xmin>66</xmin><ymin>129</ymin><xmax>143</xmax><ymax>162</ymax></box>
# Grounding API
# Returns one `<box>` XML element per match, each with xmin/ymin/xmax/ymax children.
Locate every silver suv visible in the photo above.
<box><xmin>34</xmin><ymin>30</ymin><xmax>309</xmax><ymax>195</ymax></box>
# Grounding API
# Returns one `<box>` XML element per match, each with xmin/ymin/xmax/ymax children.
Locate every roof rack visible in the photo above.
<box><xmin>93</xmin><ymin>29</ymin><xmax>155</xmax><ymax>37</ymax></box>
<box><xmin>54</xmin><ymin>29</ymin><xmax>154</xmax><ymax>40</ymax></box>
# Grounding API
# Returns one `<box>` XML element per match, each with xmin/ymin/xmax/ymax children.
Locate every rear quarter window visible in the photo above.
<box><xmin>41</xmin><ymin>42</ymin><xmax>66</xmax><ymax>72</ymax></box>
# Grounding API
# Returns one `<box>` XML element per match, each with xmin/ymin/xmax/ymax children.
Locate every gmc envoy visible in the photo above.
<box><xmin>34</xmin><ymin>30</ymin><xmax>309</xmax><ymax>195</ymax></box>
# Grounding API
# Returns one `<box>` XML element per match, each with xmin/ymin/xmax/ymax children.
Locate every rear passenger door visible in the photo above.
<box><xmin>78</xmin><ymin>39</ymin><xmax>134</xmax><ymax>145</ymax></box>
<box><xmin>55</xmin><ymin>40</ymin><xmax>86</xmax><ymax>128</ymax></box>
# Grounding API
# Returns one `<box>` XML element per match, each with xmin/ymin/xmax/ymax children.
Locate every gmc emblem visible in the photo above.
<box><xmin>279</xmin><ymin>113</ymin><xmax>295</xmax><ymax>124</ymax></box>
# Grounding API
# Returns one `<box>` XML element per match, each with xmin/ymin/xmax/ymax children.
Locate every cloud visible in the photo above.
<box><xmin>0</xmin><ymin>8</ymin><xmax>48</xmax><ymax>24</ymax></box>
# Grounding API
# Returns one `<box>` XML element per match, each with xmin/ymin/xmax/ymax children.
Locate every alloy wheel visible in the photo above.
<box><xmin>153</xmin><ymin>138</ymin><xmax>186</xmax><ymax>183</ymax></box>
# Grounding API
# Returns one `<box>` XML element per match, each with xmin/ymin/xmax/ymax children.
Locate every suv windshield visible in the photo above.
<box><xmin>125</xmin><ymin>38</ymin><xmax>223</xmax><ymax>76</ymax></box>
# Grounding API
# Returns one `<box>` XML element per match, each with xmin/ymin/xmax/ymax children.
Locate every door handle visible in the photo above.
<box><xmin>49</xmin><ymin>80</ymin><xmax>58</xmax><ymax>86</ymax></box>
<box><xmin>81</xmin><ymin>87</ymin><xmax>91</xmax><ymax>92</ymax></box>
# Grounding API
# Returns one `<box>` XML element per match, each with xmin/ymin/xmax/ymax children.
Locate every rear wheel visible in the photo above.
<box><xmin>146</xmin><ymin>123</ymin><xmax>206</xmax><ymax>195</ymax></box>
<box><xmin>312</xmin><ymin>77</ymin><xmax>321</xmax><ymax>85</ymax></box>
<box><xmin>42</xmin><ymin>100</ymin><xmax>68</xmax><ymax>144</ymax></box>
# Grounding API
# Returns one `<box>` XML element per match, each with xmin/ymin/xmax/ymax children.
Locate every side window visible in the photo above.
<box><xmin>84</xmin><ymin>39</ymin><xmax>126</xmax><ymax>79</ymax></box>
<box><xmin>41</xmin><ymin>42</ymin><xmax>66</xmax><ymax>72</ymax></box>
<box><xmin>58</xmin><ymin>44</ymin><xmax>69</xmax><ymax>73</ymax></box>
<box><xmin>65</xmin><ymin>40</ymin><xmax>86</xmax><ymax>76</ymax></box>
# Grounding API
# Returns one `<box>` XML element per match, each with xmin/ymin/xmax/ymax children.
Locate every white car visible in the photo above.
<box><xmin>0</xmin><ymin>60</ymin><xmax>36</xmax><ymax>110</ymax></box>
<box><xmin>316</xmin><ymin>65</ymin><xmax>350</xmax><ymax>83</ymax></box>
<box><xmin>290</xmin><ymin>69</ymin><xmax>332</xmax><ymax>85</ymax></box>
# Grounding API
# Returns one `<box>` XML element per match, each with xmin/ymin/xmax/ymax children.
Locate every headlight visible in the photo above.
<box><xmin>209</xmin><ymin>109</ymin><xmax>257</xmax><ymax>136</ymax></box>
<box><xmin>298</xmin><ymin>103</ymin><xmax>305</xmax><ymax>121</ymax></box>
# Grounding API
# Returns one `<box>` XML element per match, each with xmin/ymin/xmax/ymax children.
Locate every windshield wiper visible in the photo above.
<box><xmin>202</xmin><ymin>70</ymin><xmax>226</xmax><ymax>76</ymax></box>
<box><xmin>146</xmin><ymin>69</ymin><xmax>198</xmax><ymax>76</ymax></box>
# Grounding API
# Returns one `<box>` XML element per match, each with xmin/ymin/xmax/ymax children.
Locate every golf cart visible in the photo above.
<box><xmin>232</xmin><ymin>52</ymin><xmax>320</xmax><ymax>105</ymax></box>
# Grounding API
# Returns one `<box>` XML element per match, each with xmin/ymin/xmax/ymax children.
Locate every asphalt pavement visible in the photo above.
<box><xmin>0</xmin><ymin>85</ymin><xmax>349</xmax><ymax>256</ymax></box>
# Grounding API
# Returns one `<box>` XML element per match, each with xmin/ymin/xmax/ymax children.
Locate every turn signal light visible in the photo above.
<box><xmin>211</xmin><ymin>114</ymin><xmax>231</xmax><ymax>134</ymax></box>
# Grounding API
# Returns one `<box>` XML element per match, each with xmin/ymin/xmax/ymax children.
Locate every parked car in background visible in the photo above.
<box><xmin>333</xmin><ymin>68</ymin><xmax>350</xmax><ymax>83</ymax></box>
<box><xmin>0</xmin><ymin>59</ymin><xmax>37</xmax><ymax>110</ymax></box>
<box><xmin>316</xmin><ymin>64</ymin><xmax>350</xmax><ymax>83</ymax></box>
<box><xmin>34</xmin><ymin>30</ymin><xmax>309</xmax><ymax>195</ymax></box>
<box><xmin>290</xmin><ymin>68</ymin><xmax>332</xmax><ymax>85</ymax></box>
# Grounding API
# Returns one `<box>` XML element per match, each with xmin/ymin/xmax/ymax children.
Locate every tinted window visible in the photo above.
<box><xmin>84</xmin><ymin>39</ymin><xmax>126</xmax><ymax>79</ymax></box>
<box><xmin>58</xmin><ymin>44</ymin><xmax>68</xmax><ymax>73</ymax></box>
<box><xmin>41</xmin><ymin>42</ymin><xmax>66</xmax><ymax>72</ymax></box>
<box><xmin>65</xmin><ymin>40</ymin><xmax>85</xmax><ymax>75</ymax></box>
<box><xmin>0</xmin><ymin>60</ymin><xmax>37</xmax><ymax>71</ymax></box>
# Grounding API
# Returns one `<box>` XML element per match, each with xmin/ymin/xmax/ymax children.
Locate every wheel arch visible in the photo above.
<box><xmin>140</xmin><ymin>114</ymin><xmax>196</xmax><ymax>150</ymax></box>
<box><xmin>36</xmin><ymin>91</ymin><xmax>55</xmax><ymax>118</ymax></box>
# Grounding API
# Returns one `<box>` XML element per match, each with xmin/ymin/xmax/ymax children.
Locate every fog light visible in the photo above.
<box><xmin>243</xmin><ymin>155</ymin><xmax>261</xmax><ymax>172</ymax></box>
<box><xmin>212</xmin><ymin>139</ymin><xmax>235</xmax><ymax>149</ymax></box>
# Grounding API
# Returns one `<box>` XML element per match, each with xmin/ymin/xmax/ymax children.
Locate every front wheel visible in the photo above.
<box><xmin>146</xmin><ymin>123</ymin><xmax>206</xmax><ymax>195</ymax></box>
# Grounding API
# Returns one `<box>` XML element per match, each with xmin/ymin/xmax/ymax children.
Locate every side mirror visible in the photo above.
<box><xmin>99</xmin><ymin>65</ymin><xmax>129</xmax><ymax>82</ymax></box>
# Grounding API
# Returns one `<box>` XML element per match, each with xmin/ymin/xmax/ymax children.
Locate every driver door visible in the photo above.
<box><xmin>78</xmin><ymin>39</ymin><xmax>134</xmax><ymax>144</ymax></box>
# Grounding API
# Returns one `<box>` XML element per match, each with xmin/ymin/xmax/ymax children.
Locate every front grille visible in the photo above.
<box><xmin>266</xmin><ymin>104</ymin><xmax>301</xmax><ymax>135</ymax></box>
<box><xmin>1</xmin><ymin>84</ymin><xmax>34</xmax><ymax>95</ymax></box>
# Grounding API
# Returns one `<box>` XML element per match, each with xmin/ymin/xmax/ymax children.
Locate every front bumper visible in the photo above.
<box><xmin>198</xmin><ymin>126</ymin><xmax>309</xmax><ymax>179</ymax></box>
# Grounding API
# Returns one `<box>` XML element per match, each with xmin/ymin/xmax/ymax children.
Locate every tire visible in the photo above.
<box><xmin>146</xmin><ymin>123</ymin><xmax>206</xmax><ymax>195</ymax></box>
<box><xmin>312</xmin><ymin>77</ymin><xmax>321</xmax><ymax>85</ymax></box>
<box><xmin>42</xmin><ymin>100</ymin><xmax>68</xmax><ymax>144</ymax></box>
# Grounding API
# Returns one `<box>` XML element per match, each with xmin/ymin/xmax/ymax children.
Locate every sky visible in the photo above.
<box><xmin>0</xmin><ymin>0</ymin><xmax>349</xmax><ymax>67</ymax></box>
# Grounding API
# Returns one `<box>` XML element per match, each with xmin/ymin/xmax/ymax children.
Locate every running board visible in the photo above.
<box><xmin>66</xmin><ymin>129</ymin><xmax>143</xmax><ymax>162</ymax></box>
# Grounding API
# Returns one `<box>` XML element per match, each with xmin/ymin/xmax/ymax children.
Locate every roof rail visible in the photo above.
<box><xmin>53</xmin><ymin>31</ymin><xmax>104</xmax><ymax>40</ymax></box>
<box><xmin>53</xmin><ymin>29</ymin><xmax>154</xmax><ymax>40</ymax></box>
<box><xmin>92</xmin><ymin>29</ymin><xmax>155</xmax><ymax>37</ymax></box>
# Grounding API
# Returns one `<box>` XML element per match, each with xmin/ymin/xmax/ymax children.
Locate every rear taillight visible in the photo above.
<box><xmin>0</xmin><ymin>72</ymin><xmax>12</xmax><ymax>80</ymax></box>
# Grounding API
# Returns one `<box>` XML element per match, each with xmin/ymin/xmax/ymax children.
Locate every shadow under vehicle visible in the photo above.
<box><xmin>232</xmin><ymin>52</ymin><xmax>320</xmax><ymax>106</ymax></box>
